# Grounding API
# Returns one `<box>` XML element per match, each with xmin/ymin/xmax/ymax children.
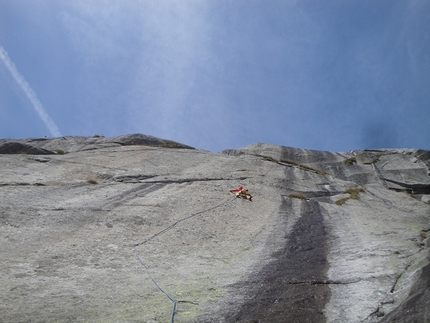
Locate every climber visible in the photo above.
<box><xmin>229</xmin><ymin>186</ymin><xmax>243</xmax><ymax>193</ymax></box>
<box><xmin>229</xmin><ymin>186</ymin><xmax>252</xmax><ymax>201</ymax></box>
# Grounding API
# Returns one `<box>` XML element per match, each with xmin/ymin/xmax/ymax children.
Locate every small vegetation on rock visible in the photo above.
<box><xmin>345</xmin><ymin>187</ymin><xmax>365</xmax><ymax>199</ymax></box>
<box><xmin>288</xmin><ymin>192</ymin><xmax>307</xmax><ymax>200</ymax></box>
<box><xmin>280</xmin><ymin>158</ymin><xmax>329</xmax><ymax>175</ymax></box>
<box><xmin>345</xmin><ymin>157</ymin><xmax>357</xmax><ymax>165</ymax></box>
<box><xmin>53</xmin><ymin>149</ymin><xmax>67</xmax><ymax>155</ymax></box>
<box><xmin>335</xmin><ymin>197</ymin><xmax>349</xmax><ymax>206</ymax></box>
<box><xmin>254</xmin><ymin>154</ymin><xmax>278</xmax><ymax>162</ymax></box>
<box><xmin>335</xmin><ymin>187</ymin><xmax>366</xmax><ymax>205</ymax></box>
<box><xmin>420</xmin><ymin>229</ymin><xmax>429</xmax><ymax>239</ymax></box>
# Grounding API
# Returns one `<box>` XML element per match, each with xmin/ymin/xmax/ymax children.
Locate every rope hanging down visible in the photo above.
<box><xmin>132</xmin><ymin>196</ymin><xmax>236</xmax><ymax>323</ymax></box>
<box><xmin>132</xmin><ymin>196</ymin><xmax>235</xmax><ymax>247</ymax></box>
<box><xmin>133</xmin><ymin>249</ymin><xmax>198</xmax><ymax>323</ymax></box>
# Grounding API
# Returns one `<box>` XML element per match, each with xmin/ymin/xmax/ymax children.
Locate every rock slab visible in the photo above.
<box><xmin>0</xmin><ymin>137</ymin><xmax>429</xmax><ymax>322</ymax></box>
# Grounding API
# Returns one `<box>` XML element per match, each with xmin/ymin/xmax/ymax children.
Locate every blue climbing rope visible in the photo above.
<box><xmin>133</xmin><ymin>196</ymin><xmax>235</xmax><ymax>323</ymax></box>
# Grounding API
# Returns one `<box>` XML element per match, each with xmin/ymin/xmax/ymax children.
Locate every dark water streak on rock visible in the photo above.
<box><xmin>379</xmin><ymin>239</ymin><xmax>430</xmax><ymax>323</ymax></box>
<box><xmin>229</xmin><ymin>199</ymin><xmax>330</xmax><ymax>323</ymax></box>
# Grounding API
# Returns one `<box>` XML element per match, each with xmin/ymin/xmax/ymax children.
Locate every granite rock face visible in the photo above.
<box><xmin>0</xmin><ymin>133</ymin><xmax>194</xmax><ymax>154</ymax></box>
<box><xmin>0</xmin><ymin>142</ymin><xmax>55</xmax><ymax>155</ymax></box>
<box><xmin>0</xmin><ymin>136</ymin><xmax>429</xmax><ymax>322</ymax></box>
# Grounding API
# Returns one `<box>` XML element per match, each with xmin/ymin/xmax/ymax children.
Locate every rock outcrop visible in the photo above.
<box><xmin>0</xmin><ymin>142</ymin><xmax>55</xmax><ymax>155</ymax></box>
<box><xmin>0</xmin><ymin>133</ymin><xmax>194</xmax><ymax>154</ymax></box>
<box><xmin>0</xmin><ymin>136</ymin><xmax>429</xmax><ymax>322</ymax></box>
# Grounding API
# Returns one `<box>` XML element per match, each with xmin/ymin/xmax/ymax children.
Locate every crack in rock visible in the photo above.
<box><xmin>286</xmin><ymin>279</ymin><xmax>361</xmax><ymax>285</ymax></box>
<box><xmin>108</xmin><ymin>174</ymin><xmax>249</xmax><ymax>184</ymax></box>
<box><xmin>382</xmin><ymin>177</ymin><xmax>430</xmax><ymax>194</ymax></box>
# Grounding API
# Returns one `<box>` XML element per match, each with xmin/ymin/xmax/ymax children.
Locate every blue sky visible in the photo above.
<box><xmin>1</xmin><ymin>0</ymin><xmax>429</xmax><ymax>152</ymax></box>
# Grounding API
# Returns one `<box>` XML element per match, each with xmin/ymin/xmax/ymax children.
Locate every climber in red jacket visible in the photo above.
<box><xmin>229</xmin><ymin>186</ymin><xmax>252</xmax><ymax>201</ymax></box>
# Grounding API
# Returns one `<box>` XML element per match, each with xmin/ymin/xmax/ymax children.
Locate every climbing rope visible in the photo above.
<box><xmin>132</xmin><ymin>196</ymin><xmax>236</xmax><ymax>323</ymax></box>
<box><xmin>132</xmin><ymin>196</ymin><xmax>235</xmax><ymax>247</ymax></box>
<box><xmin>133</xmin><ymin>248</ymin><xmax>198</xmax><ymax>323</ymax></box>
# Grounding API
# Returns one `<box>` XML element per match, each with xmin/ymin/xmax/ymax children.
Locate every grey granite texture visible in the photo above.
<box><xmin>0</xmin><ymin>136</ymin><xmax>429</xmax><ymax>322</ymax></box>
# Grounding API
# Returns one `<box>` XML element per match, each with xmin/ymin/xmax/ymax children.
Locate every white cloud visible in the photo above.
<box><xmin>0</xmin><ymin>45</ymin><xmax>61</xmax><ymax>137</ymax></box>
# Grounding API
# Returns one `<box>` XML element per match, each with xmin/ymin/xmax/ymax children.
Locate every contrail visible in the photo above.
<box><xmin>0</xmin><ymin>45</ymin><xmax>61</xmax><ymax>137</ymax></box>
